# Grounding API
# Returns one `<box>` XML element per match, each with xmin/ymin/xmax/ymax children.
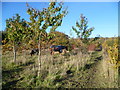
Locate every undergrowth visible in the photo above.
<box><xmin>2</xmin><ymin>49</ymin><xmax>118</xmax><ymax>88</ymax></box>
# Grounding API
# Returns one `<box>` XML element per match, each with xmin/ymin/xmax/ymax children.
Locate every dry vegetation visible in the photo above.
<box><xmin>2</xmin><ymin>38</ymin><xmax>119</xmax><ymax>88</ymax></box>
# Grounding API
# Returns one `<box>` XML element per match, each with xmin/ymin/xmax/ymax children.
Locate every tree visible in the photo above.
<box><xmin>48</xmin><ymin>31</ymin><xmax>69</xmax><ymax>46</ymax></box>
<box><xmin>72</xmin><ymin>14</ymin><xmax>94</xmax><ymax>43</ymax></box>
<box><xmin>26</xmin><ymin>1</ymin><xmax>67</xmax><ymax>76</ymax></box>
<box><xmin>6</xmin><ymin>14</ymin><xmax>28</xmax><ymax>63</ymax></box>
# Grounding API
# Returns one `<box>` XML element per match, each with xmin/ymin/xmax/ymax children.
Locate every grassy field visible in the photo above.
<box><xmin>2</xmin><ymin>48</ymin><xmax>119</xmax><ymax>88</ymax></box>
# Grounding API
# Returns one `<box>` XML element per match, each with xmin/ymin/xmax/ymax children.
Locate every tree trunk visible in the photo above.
<box><xmin>13</xmin><ymin>43</ymin><xmax>16</xmax><ymax>64</ymax></box>
<box><xmin>38</xmin><ymin>36</ymin><xmax>41</xmax><ymax>77</ymax></box>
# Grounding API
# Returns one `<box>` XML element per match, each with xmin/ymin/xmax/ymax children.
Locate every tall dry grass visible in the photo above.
<box><xmin>2</xmin><ymin>46</ymin><xmax>119</xmax><ymax>88</ymax></box>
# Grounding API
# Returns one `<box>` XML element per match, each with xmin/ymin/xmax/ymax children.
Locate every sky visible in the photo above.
<box><xmin>1</xmin><ymin>2</ymin><xmax>118</xmax><ymax>38</ymax></box>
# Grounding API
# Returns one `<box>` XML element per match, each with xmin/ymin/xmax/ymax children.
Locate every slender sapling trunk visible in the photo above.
<box><xmin>13</xmin><ymin>42</ymin><xmax>16</xmax><ymax>64</ymax></box>
<box><xmin>38</xmin><ymin>36</ymin><xmax>41</xmax><ymax>77</ymax></box>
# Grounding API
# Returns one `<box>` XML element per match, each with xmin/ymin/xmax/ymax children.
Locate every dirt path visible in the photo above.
<box><xmin>82</xmin><ymin>51</ymin><xmax>111</xmax><ymax>88</ymax></box>
<box><xmin>85</xmin><ymin>56</ymin><xmax>109</xmax><ymax>88</ymax></box>
<box><xmin>61</xmin><ymin>51</ymin><xmax>110</xmax><ymax>88</ymax></box>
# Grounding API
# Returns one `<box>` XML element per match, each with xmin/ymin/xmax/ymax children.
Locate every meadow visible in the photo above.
<box><xmin>2</xmin><ymin>38</ymin><xmax>119</xmax><ymax>88</ymax></box>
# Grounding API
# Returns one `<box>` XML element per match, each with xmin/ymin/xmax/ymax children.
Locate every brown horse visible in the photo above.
<box><xmin>88</xmin><ymin>43</ymin><xmax>102</xmax><ymax>53</ymax></box>
<box><xmin>87</xmin><ymin>44</ymin><xmax>96</xmax><ymax>53</ymax></box>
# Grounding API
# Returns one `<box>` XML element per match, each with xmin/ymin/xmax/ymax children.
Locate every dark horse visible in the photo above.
<box><xmin>30</xmin><ymin>48</ymin><xmax>39</xmax><ymax>56</ymax></box>
<box><xmin>50</xmin><ymin>45</ymin><xmax>68</xmax><ymax>55</ymax></box>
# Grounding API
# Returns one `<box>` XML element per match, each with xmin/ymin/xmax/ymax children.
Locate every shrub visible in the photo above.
<box><xmin>103</xmin><ymin>38</ymin><xmax>119</xmax><ymax>68</ymax></box>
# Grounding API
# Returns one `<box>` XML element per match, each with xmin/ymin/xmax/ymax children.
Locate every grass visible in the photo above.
<box><xmin>2</xmin><ymin>49</ymin><xmax>119</xmax><ymax>88</ymax></box>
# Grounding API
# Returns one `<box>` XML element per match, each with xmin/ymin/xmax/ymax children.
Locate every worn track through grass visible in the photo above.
<box><xmin>2</xmin><ymin>50</ymin><xmax>118</xmax><ymax>88</ymax></box>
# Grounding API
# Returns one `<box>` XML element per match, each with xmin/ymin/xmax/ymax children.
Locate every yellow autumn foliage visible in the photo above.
<box><xmin>103</xmin><ymin>38</ymin><xmax>119</xmax><ymax>67</ymax></box>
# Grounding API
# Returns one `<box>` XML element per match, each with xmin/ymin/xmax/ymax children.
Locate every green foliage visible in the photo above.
<box><xmin>48</xmin><ymin>31</ymin><xmax>69</xmax><ymax>46</ymax></box>
<box><xmin>26</xmin><ymin>1</ymin><xmax>67</xmax><ymax>42</ymax></box>
<box><xmin>6</xmin><ymin>14</ymin><xmax>28</xmax><ymax>45</ymax></box>
<box><xmin>72</xmin><ymin>14</ymin><xmax>94</xmax><ymax>43</ymax></box>
<box><xmin>5</xmin><ymin>14</ymin><xmax>29</xmax><ymax>63</ymax></box>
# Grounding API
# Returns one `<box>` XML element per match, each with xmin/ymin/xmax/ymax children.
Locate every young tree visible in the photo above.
<box><xmin>6</xmin><ymin>14</ymin><xmax>28</xmax><ymax>63</ymax></box>
<box><xmin>26</xmin><ymin>1</ymin><xmax>67</xmax><ymax>76</ymax></box>
<box><xmin>72</xmin><ymin>14</ymin><xmax>94</xmax><ymax>43</ymax></box>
